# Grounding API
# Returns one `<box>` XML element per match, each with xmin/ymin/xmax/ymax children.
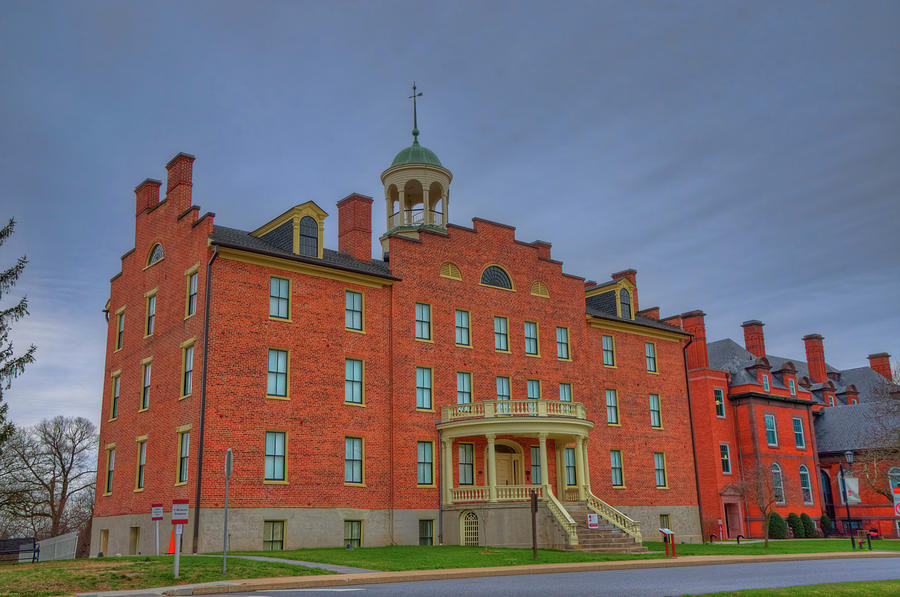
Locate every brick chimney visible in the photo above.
<box><xmin>741</xmin><ymin>320</ymin><xmax>766</xmax><ymax>358</ymax></box>
<box><xmin>134</xmin><ymin>178</ymin><xmax>161</xmax><ymax>216</ymax></box>
<box><xmin>610</xmin><ymin>269</ymin><xmax>638</xmax><ymax>312</ymax></box>
<box><xmin>337</xmin><ymin>193</ymin><xmax>373</xmax><ymax>263</ymax></box>
<box><xmin>165</xmin><ymin>152</ymin><xmax>195</xmax><ymax>215</ymax></box>
<box><xmin>682</xmin><ymin>310</ymin><xmax>709</xmax><ymax>369</ymax></box>
<box><xmin>533</xmin><ymin>240</ymin><xmax>551</xmax><ymax>261</ymax></box>
<box><xmin>803</xmin><ymin>334</ymin><xmax>827</xmax><ymax>383</ymax></box>
<box><xmin>867</xmin><ymin>352</ymin><xmax>892</xmax><ymax>380</ymax></box>
<box><xmin>637</xmin><ymin>307</ymin><xmax>660</xmax><ymax>320</ymax></box>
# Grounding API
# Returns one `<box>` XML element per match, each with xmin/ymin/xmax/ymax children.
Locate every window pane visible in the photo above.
<box><xmin>459</xmin><ymin>444</ymin><xmax>474</xmax><ymax>485</ymax></box>
<box><xmin>299</xmin><ymin>216</ymin><xmax>318</xmax><ymax>257</ymax></box>
<box><xmin>480</xmin><ymin>266</ymin><xmax>512</xmax><ymax>289</ymax></box>
<box><xmin>793</xmin><ymin>418</ymin><xmax>805</xmax><ymax>447</ymax></box>
<box><xmin>556</xmin><ymin>327</ymin><xmax>569</xmax><ymax>359</ymax></box>
<box><xmin>720</xmin><ymin>444</ymin><xmax>731</xmax><ymax>474</ymax></box>
<box><xmin>416</xmin><ymin>367</ymin><xmax>432</xmax><ymax>409</ymax></box>
<box><xmin>524</xmin><ymin>321</ymin><xmax>538</xmax><ymax>355</ymax></box>
<box><xmin>611</xmin><ymin>450</ymin><xmax>623</xmax><ymax>486</ymax></box>
<box><xmin>714</xmin><ymin>389</ymin><xmax>725</xmax><ymax>417</ymax></box>
<box><xmin>559</xmin><ymin>383</ymin><xmax>572</xmax><ymax>402</ymax></box>
<box><xmin>654</xmin><ymin>452</ymin><xmax>666</xmax><ymax>487</ymax></box>
<box><xmin>268</xmin><ymin>349</ymin><xmax>288</xmax><ymax>396</ymax></box>
<box><xmin>345</xmin><ymin>359</ymin><xmax>363</xmax><ymax>404</ymax></box>
<box><xmin>455</xmin><ymin>310</ymin><xmax>470</xmax><ymax>345</ymax></box>
<box><xmin>456</xmin><ymin>372</ymin><xmax>471</xmax><ymax>404</ymax></box>
<box><xmin>494</xmin><ymin>317</ymin><xmax>508</xmax><ymax>351</ymax></box>
<box><xmin>565</xmin><ymin>448</ymin><xmax>576</xmax><ymax>485</ymax></box>
<box><xmin>415</xmin><ymin>303</ymin><xmax>431</xmax><ymax>340</ymax></box>
<box><xmin>417</xmin><ymin>441</ymin><xmax>433</xmax><ymax>485</ymax></box>
<box><xmin>345</xmin><ymin>291</ymin><xmax>363</xmax><ymax>330</ymax></box>
<box><xmin>345</xmin><ymin>437</ymin><xmax>362</xmax><ymax>483</ymax></box>
<box><xmin>527</xmin><ymin>380</ymin><xmax>540</xmax><ymax>399</ymax></box>
<box><xmin>645</xmin><ymin>343</ymin><xmax>657</xmax><ymax>372</ymax></box>
<box><xmin>530</xmin><ymin>446</ymin><xmax>542</xmax><ymax>484</ymax></box>
<box><xmin>606</xmin><ymin>389</ymin><xmax>618</xmax><ymax>424</ymax></box>
<box><xmin>419</xmin><ymin>520</ymin><xmax>434</xmax><ymax>546</ymax></box>
<box><xmin>344</xmin><ymin>520</ymin><xmax>361</xmax><ymax>548</ymax></box>
<box><xmin>602</xmin><ymin>335</ymin><xmax>615</xmax><ymax>366</ymax></box>
<box><xmin>619</xmin><ymin>289</ymin><xmax>631</xmax><ymax>319</ymax></box>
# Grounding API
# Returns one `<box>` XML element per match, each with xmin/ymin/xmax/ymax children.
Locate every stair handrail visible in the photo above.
<box><xmin>545</xmin><ymin>490</ymin><xmax>579</xmax><ymax>546</ymax></box>
<box><xmin>585</xmin><ymin>490</ymin><xmax>642</xmax><ymax>542</ymax></box>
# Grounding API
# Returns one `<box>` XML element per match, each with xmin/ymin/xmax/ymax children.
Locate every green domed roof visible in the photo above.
<box><xmin>390</xmin><ymin>140</ymin><xmax>442</xmax><ymax>168</ymax></box>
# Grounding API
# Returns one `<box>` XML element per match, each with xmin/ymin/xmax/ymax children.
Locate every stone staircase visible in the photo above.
<box><xmin>562</xmin><ymin>502</ymin><xmax>647</xmax><ymax>553</ymax></box>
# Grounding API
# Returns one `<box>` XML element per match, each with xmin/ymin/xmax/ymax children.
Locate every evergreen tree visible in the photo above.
<box><xmin>820</xmin><ymin>513</ymin><xmax>833</xmax><ymax>534</ymax></box>
<box><xmin>787</xmin><ymin>512</ymin><xmax>804</xmax><ymax>538</ymax></box>
<box><xmin>768</xmin><ymin>512</ymin><xmax>788</xmax><ymax>539</ymax></box>
<box><xmin>800</xmin><ymin>513</ymin><xmax>817</xmax><ymax>537</ymax></box>
<box><xmin>0</xmin><ymin>218</ymin><xmax>35</xmax><ymax>453</ymax></box>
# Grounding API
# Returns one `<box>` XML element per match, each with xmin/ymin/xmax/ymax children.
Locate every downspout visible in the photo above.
<box><xmin>437</xmin><ymin>428</ymin><xmax>443</xmax><ymax>545</ymax></box>
<box><xmin>192</xmin><ymin>244</ymin><xmax>218</xmax><ymax>552</ymax></box>
<box><xmin>732</xmin><ymin>380</ymin><xmax>749</xmax><ymax>537</ymax></box>
<box><xmin>682</xmin><ymin>334</ymin><xmax>706</xmax><ymax>540</ymax></box>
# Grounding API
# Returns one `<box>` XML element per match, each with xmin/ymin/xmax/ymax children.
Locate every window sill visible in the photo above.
<box><xmin>656</xmin><ymin>486</ymin><xmax>670</xmax><ymax>490</ymax></box>
<box><xmin>525</xmin><ymin>353</ymin><xmax>541</xmax><ymax>358</ymax></box>
<box><xmin>612</xmin><ymin>485</ymin><xmax>627</xmax><ymax>489</ymax></box>
<box><xmin>143</xmin><ymin>258</ymin><xmax>165</xmax><ymax>271</ymax></box>
<box><xmin>179</xmin><ymin>394</ymin><xmax>191</xmax><ymax>400</ymax></box>
<box><xmin>345</xmin><ymin>327</ymin><xmax>366</xmax><ymax>334</ymax></box>
<box><xmin>557</xmin><ymin>357</ymin><xmax>572</xmax><ymax>362</ymax></box>
<box><xmin>143</xmin><ymin>333</ymin><xmax>154</xmax><ymax>339</ymax></box>
<box><xmin>266</xmin><ymin>395</ymin><xmax>291</xmax><ymax>401</ymax></box>
<box><xmin>495</xmin><ymin>349</ymin><xmax>511</xmax><ymax>354</ymax></box>
<box><xmin>108</xmin><ymin>417</ymin><xmax>117</xmax><ymax>422</ymax></box>
<box><xmin>138</xmin><ymin>407</ymin><xmax>149</xmax><ymax>413</ymax></box>
<box><xmin>417</xmin><ymin>484</ymin><xmax>437</xmax><ymax>489</ymax></box>
<box><xmin>415</xmin><ymin>338</ymin><xmax>434</xmax><ymax>344</ymax></box>
<box><xmin>174</xmin><ymin>481</ymin><xmax>188</xmax><ymax>487</ymax></box>
<box><xmin>344</xmin><ymin>401</ymin><xmax>366</xmax><ymax>408</ymax></box>
<box><xmin>646</xmin><ymin>370</ymin><xmax>659</xmax><ymax>375</ymax></box>
<box><xmin>416</xmin><ymin>407</ymin><xmax>436</xmax><ymax>413</ymax></box>
<box><xmin>102</xmin><ymin>492</ymin><xmax>112</xmax><ymax>497</ymax></box>
<box><xmin>268</xmin><ymin>316</ymin><xmax>293</xmax><ymax>323</ymax></box>
<box><xmin>607</xmin><ymin>423</ymin><xmax>621</xmax><ymax>427</ymax></box>
<box><xmin>263</xmin><ymin>480</ymin><xmax>289</xmax><ymax>485</ymax></box>
<box><xmin>344</xmin><ymin>482</ymin><xmax>366</xmax><ymax>487</ymax></box>
<box><xmin>603</xmin><ymin>364</ymin><xmax>617</xmax><ymax>369</ymax></box>
<box><xmin>134</xmin><ymin>487</ymin><xmax>144</xmax><ymax>493</ymax></box>
<box><xmin>114</xmin><ymin>347</ymin><xmax>122</xmax><ymax>353</ymax></box>
<box><xmin>651</xmin><ymin>426</ymin><xmax>664</xmax><ymax>430</ymax></box>
<box><xmin>455</xmin><ymin>344</ymin><xmax>473</xmax><ymax>349</ymax></box>
<box><xmin>184</xmin><ymin>312</ymin><xmax>196</xmax><ymax>320</ymax></box>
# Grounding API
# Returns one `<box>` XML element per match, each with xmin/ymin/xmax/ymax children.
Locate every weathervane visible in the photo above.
<box><xmin>409</xmin><ymin>82</ymin><xmax>423</xmax><ymax>143</ymax></box>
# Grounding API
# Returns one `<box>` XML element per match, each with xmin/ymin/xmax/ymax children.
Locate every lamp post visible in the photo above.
<box><xmin>838</xmin><ymin>450</ymin><xmax>854</xmax><ymax>550</ymax></box>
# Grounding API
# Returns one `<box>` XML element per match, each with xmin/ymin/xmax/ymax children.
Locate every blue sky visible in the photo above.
<box><xmin>1</xmin><ymin>1</ymin><xmax>898</xmax><ymax>426</ymax></box>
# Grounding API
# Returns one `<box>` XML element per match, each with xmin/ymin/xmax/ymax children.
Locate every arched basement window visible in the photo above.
<box><xmin>147</xmin><ymin>243</ymin><xmax>163</xmax><ymax>266</ymax></box>
<box><xmin>298</xmin><ymin>216</ymin><xmax>318</xmax><ymax>257</ymax></box>
<box><xmin>481</xmin><ymin>266</ymin><xmax>512</xmax><ymax>290</ymax></box>
<box><xmin>619</xmin><ymin>289</ymin><xmax>632</xmax><ymax>319</ymax></box>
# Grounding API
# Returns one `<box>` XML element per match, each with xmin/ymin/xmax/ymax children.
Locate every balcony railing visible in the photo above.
<box><xmin>450</xmin><ymin>484</ymin><xmax>545</xmax><ymax>504</ymax></box>
<box><xmin>441</xmin><ymin>399</ymin><xmax>586</xmax><ymax>423</ymax></box>
<box><xmin>388</xmin><ymin>208</ymin><xmax>443</xmax><ymax>229</ymax></box>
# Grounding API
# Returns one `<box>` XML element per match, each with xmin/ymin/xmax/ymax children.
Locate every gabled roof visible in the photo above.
<box><xmin>211</xmin><ymin>225</ymin><xmax>396</xmax><ymax>279</ymax></box>
<box><xmin>814</xmin><ymin>402</ymin><xmax>900</xmax><ymax>452</ymax></box>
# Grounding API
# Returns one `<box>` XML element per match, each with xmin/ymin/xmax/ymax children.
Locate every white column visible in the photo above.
<box><xmin>539</xmin><ymin>433</ymin><xmax>549</xmax><ymax>495</ymax></box>
<box><xmin>398</xmin><ymin>190</ymin><xmax>406</xmax><ymax>224</ymax></box>
<box><xmin>441</xmin><ymin>196</ymin><xmax>448</xmax><ymax>227</ymax></box>
<box><xmin>574</xmin><ymin>437</ymin><xmax>586</xmax><ymax>500</ymax></box>
<box><xmin>442</xmin><ymin>438</ymin><xmax>453</xmax><ymax>505</ymax></box>
<box><xmin>486</xmin><ymin>434</ymin><xmax>497</xmax><ymax>502</ymax></box>
<box><xmin>581</xmin><ymin>436</ymin><xmax>591</xmax><ymax>496</ymax></box>
<box><xmin>422</xmin><ymin>188</ymin><xmax>431</xmax><ymax>224</ymax></box>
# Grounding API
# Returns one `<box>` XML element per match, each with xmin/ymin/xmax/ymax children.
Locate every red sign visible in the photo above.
<box><xmin>151</xmin><ymin>504</ymin><xmax>164</xmax><ymax>521</ymax></box>
<box><xmin>894</xmin><ymin>503</ymin><xmax>900</xmax><ymax>517</ymax></box>
<box><xmin>172</xmin><ymin>499</ymin><xmax>189</xmax><ymax>524</ymax></box>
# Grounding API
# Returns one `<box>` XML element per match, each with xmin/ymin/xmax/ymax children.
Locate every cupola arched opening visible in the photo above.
<box><xmin>619</xmin><ymin>289</ymin><xmax>632</xmax><ymax>319</ymax></box>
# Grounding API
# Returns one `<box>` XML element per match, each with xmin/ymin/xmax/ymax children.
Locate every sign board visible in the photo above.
<box><xmin>172</xmin><ymin>499</ymin><xmax>189</xmax><ymax>524</ymax></box>
<box><xmin>844</xmin><ymin>477</ymin><xmax>861</xmax><ymax>505</ymax></box>
<box><xmin>658</xmin><ymin>528</ymin><xmax>674</xmax><ymax>535</ymax></box>
<box><xmin>893</xmin><ymin>487</ymin><xmax>900</xmax><ymax>505</ymax></box>
<box><xmin>151</xmin><ymin>504</ymin><xmax>163</xmax><ymax>521</ymax></box>
<box><xmin>587</xmin><ymin>513</ymin><xmax>599</xmax><ymax>529</ymax></box>
<box><xmin>894</xmin><ymin>503</ymin><xmax>900</xmax><ymax>518</ymax></box>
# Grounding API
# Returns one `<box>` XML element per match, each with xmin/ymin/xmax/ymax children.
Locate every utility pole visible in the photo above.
<box><xmin>223</xmin><ymin>449</ymin><xmax>233</xmax><ymax>574</ymax></box>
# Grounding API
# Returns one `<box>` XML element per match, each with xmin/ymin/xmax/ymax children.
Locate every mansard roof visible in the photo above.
<box><xmin>815</xmin><ymin>401</ymin><xmax>900</xmax><ymax>453</ymax></box>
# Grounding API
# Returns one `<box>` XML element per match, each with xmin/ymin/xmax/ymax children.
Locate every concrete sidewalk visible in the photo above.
<box><xmin>74</xmin><ymin>550</ymin><xmax>900</xmax><ymax>596</ymax></box>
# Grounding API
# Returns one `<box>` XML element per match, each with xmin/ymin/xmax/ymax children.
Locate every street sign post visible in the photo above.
<box><xmin>151</xmin><ymin>504</ymin><xmax>163</xmax><ymax>556</ymax></box>
<box><xmin>223</xmin><ymin>449</ymin><xmax>233</xmax><ymax>575</ymax></box>
<box><xmin>172</xmin><ymin>499</ymin><xmax>189</xmax><ymax>578</ymax></box>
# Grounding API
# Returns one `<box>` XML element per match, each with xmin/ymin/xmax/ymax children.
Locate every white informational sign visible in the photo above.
<box><xmin>587</xmin><ymin>513</ymin><xmax>599</xmax><ymax>529</ymax></box>
<box><xmin>151</xmin><ymin>505</ymin><xmax>163</xmax><ymax>521</ymax></box>
<box><xmin>844</xmin><ymin>477</ymin><xmax>861</xmax><ymax>505</ymax></box>
<box><xmin>172</xmin><ymin>499</ymin><xmax>189</xmax><ymax>524</ymax></box>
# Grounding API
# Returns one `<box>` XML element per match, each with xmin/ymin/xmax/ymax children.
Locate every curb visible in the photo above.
<box><xmin>159</xmin><ymin>551</ymin><xmax>900</xmax><ymax>595</ymax></box>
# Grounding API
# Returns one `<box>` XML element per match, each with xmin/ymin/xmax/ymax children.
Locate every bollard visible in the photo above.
<box><xmin>736</xmin><ymin>534</ymin><xmax>744</xmax><ymax>545</ymax></box>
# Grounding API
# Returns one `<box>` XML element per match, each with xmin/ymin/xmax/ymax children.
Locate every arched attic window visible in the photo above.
<box><xmin>481</xmin><ymin>265</ymin><xmax>513</xmax><ymax>290</ymax></box>
<box><xmin>298</xmin><ymin>216</ymin><xmax>318</xmax><ymax>257</ymax></box>
<box><xmin>440</xmin><ymin>262</ymin><xmax>462</xmax><ymax>280</ymax></box>
<box><xmin>619</xmin><ymin>289</ymin><xmax>632</xmax><ymax>319</ymax></box>
<box><xmin>147</xmin><ymin>243</ymin><xmax>163</xmax><ymax>266</ymax></box>
<box><xmin>531</xmin><ymin>281</ymin><xmax>549</xmax><ymax>298</ymax></box>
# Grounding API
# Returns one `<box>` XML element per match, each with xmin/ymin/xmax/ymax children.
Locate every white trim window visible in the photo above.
<box><xmin>771</xmin><ymin>463</ymin><xmax>785</xmax><ymax>504</ymax></box>
<box><xmin>459</xmin><ymin>443</ymin><xmax>474</xmax><ymax>485</ymax></box>
<box><xmin>799</xmin><ymin>465</ymin><xmax>813</xmax><ymax>505</ymax></box>
<box><xmin>792</xmin><ymin>417</ymin><xmax>805</xmax><ymax>449</ymax></box>
<box><xmin>720</xmin><ymin>443</ymin><xmax>731</xmax><ymax>474</ymax></box>
<box><xmin>764</xmin><ymin>414</ymin><xmax>778</xmax><ymax>446</ymax></box>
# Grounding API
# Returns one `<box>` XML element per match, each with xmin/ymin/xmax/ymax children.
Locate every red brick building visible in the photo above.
<box><xmin>680</xmin><ymin>314</ymin><xmax>899</xmax><ymax>540</ymax></box>
<box><xmin>91</xmin><ymin>138</ymin><xmax>703</xmax><ymax>556</ymax></box>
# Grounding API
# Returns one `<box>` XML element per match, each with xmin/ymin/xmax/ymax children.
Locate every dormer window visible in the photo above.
<box><xmin>827</xmin><ymin>395</ymin><xmax>835</xmax><ymax>407</ymax></box>
<box><xmin>481</xmin><ymin>265</ymin><xmax>513</xmax><ymax>290</ymax></box>
<box><xmin>619</xmin><ymin>289</ymin><xmax>632</xmax><ymax>319</ymax></box>
<box><xmin>147</xmin><ymin>243</ymin><xmax>163</xmax><ymax>266</ymax></box>
<box><xmin>298</xmin><ymin>216</ymin><xmax>318</xmax><ymax>257</ymax></box>
<box><xmin>788</xmin><ymin>378</ymin><xmax>796</xmax><ymax>396</ymax></box>
<box><xmin>762</xmin><ymin>374</ymin><xmax>770</xmax><ymax>392</ymax></box>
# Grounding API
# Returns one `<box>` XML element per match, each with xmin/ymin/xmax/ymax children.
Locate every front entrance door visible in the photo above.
<box><xmin>724</xmin><ymin>502</ymin><xmax>741</xmax><ymax>538</ymax></box>
<box><xmin>495</xmin><ymin>453</ymin><xmax>519</xmax><ymax>485</ymax></box>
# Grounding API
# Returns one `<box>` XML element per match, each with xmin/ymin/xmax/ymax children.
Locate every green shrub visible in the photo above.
<box><xmin>820</xmin><ymin>513</ymin><xmax>833</xmax><ymax>534</ymax></box>
<box><xmin>800</xmin><ymin>513</ymin><xmax>817</xmax><ymax>537</ymax></box>
<box><xmin>768</xmin><ymin>512</ymin><xmax>789</xmax><ymax>539</ymax></box>
<box><xmin>787</xmin><ymin>513</ymin><xmax>804</xmax><ymax>538</ymax></box>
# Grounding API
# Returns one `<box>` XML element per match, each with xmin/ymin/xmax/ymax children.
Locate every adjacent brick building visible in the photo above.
<box><xmin>91</xmin><ymin>136</ymin><xmax>703</xmax><ymax>556</ymax></box>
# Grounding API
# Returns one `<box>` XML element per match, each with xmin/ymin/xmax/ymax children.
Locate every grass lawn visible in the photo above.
<box><xmin>695</xmin><ymin>579</ymin><xmax>900</xmax><ymax>596</ymax></box>
<box><xmin>643</xmin><ymin>538</ymin><xmax>900</xmax><ymax>556</ymax></box>
<box><xmin>230</xmin><ymin>545</ymin><xmax>659</xmax><ymax>570</ymax></box>
<box><xmin>0</xmin><ymin>555</ymin><xmax>331</xmax><ymax>597</ymax></box>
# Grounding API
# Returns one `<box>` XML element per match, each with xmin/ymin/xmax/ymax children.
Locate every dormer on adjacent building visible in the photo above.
<box><xmin>585</xmin><ymin>270</ymin><xmax>638</xmax><ymax>321</ymax></box>
<box><xmin>774</xmin><ymin>361</ymin><xmax>799</xmax><ymax>396</ymax></box>
<box><xmin>249</xmin><ymin>202</ymin><xmax>327</xmax><ymax>259</ymax></box>
<box><xmin>837</xmin><ymin>384</ymin><xmax>859</xmax><ymax>405</ymax></box>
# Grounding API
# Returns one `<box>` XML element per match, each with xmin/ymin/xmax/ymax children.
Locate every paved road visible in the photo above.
<box><xmin>218</xmin><ymin>557</ymin><xmax>900</xmax><ymax>596</ymax></box>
